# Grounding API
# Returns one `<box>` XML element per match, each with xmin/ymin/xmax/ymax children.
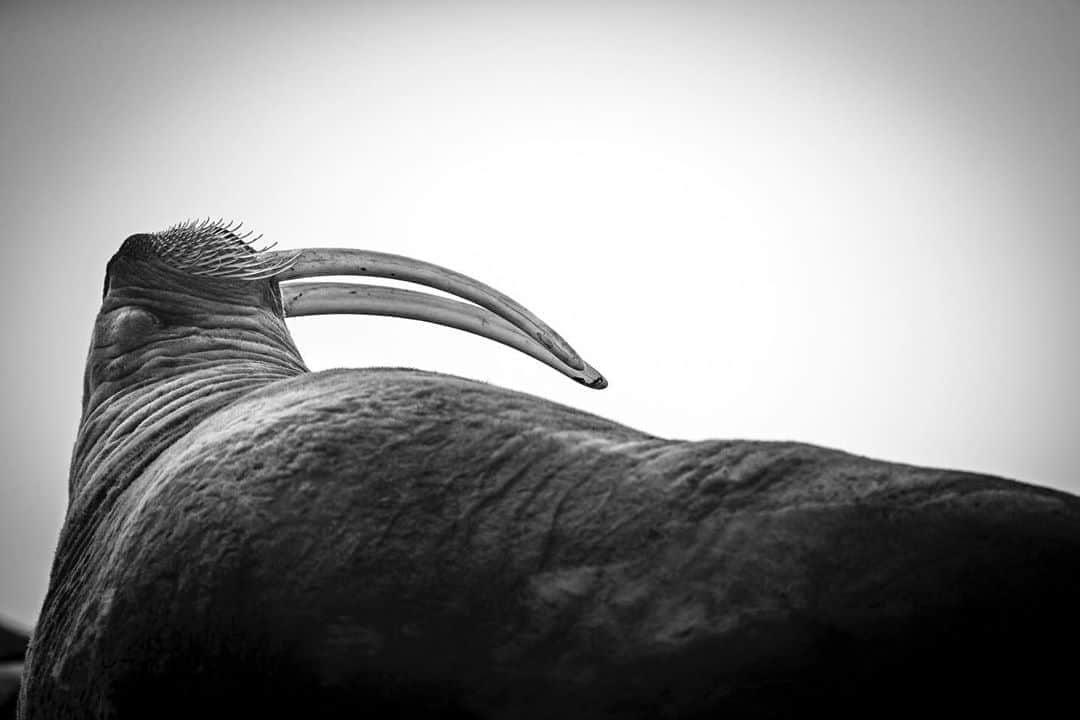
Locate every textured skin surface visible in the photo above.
<box><xmin>19</xmin><ymin>236</ymin><xmax>1080</xmax><ymax>718</ymax></box>
<box><xmin>28</xmin><ymin>368</ymin><xmax>1080</xmax><ymax>718</ymax></box>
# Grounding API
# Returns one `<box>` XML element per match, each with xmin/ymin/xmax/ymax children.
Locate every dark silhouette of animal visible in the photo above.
<box><xmin>0</xmin><ymin>619</ymin><xmax>28</xmax><ymax>720</ymax></box>
<box><xmin>19</xmin><ymin>221</ymin><xmax>1080</xmax><ymax>718</ymax></box>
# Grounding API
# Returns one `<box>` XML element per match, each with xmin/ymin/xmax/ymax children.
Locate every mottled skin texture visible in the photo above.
<box><xmin>19</xmin><ymin>238</ymin><xmax>1080</xmax><ymax>718</ymax></box>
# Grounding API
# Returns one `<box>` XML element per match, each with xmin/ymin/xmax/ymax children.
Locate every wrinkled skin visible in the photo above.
<box><xmin>19</xmin><ymin>241</ymin><xmax>1080</xmax><ymax>719</ymax></box>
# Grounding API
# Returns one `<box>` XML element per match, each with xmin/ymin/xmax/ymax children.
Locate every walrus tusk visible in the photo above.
<box><xmin>280</xmin><ymin>282</ymin><xmax>607</xmax><ymax>388</ymax></box>
<box><xmin>268</xmin><ymin>248</ymin><xmax>588</xmax><ymax>372</ymax></box>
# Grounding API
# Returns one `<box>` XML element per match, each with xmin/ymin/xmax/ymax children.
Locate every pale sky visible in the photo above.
<box><xmin>1</xmin><ymin>0</ymin><xmax>1078</xmax><ymax>629</ymax></box>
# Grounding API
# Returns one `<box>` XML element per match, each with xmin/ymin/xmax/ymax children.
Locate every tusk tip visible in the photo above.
<box><xmin>577</xmin><ymin>370</ymin><xmax>608</xmax><ymax>390</ymax></box>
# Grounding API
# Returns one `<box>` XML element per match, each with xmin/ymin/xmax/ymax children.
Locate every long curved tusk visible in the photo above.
<box><xmin>281</xmin><ymin>282</ymin><xmax>608</xmax><ymax>389</ymax></box>
<box><xmin>267</xmin><ymin>248</ymin><xmax>586</xmax><ymax>372</ymax></box>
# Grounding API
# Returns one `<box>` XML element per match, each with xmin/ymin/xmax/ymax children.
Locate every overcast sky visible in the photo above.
<box><xmin>1</xmin><ymin>0</ymin><xmax>1078</xmax><ymax>629</ymax></box>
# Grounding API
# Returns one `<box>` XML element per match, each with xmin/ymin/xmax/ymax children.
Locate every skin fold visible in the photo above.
<box><xmin>18</xmin><ymin>230</ymin><xmax>1080</xmax><ymax>719</ymax></box>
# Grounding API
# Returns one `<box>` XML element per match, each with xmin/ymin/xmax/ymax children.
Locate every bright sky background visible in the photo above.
<box><xmin>1</xmin><ymin>0</ymin><xmax>1078</xmax><ymax>629</ymax></box>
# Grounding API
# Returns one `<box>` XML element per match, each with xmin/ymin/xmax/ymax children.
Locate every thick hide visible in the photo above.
<box><xmin>24</xmin><ymin>369</ymin><xmax>1080</xmax><ymax>718</ymax></box>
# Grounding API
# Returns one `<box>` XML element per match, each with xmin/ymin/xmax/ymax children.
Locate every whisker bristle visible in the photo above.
<box><xmin>147</xmin><ymin>219</ymin><xmax>294</xmax><ymax>281</ymax></box>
